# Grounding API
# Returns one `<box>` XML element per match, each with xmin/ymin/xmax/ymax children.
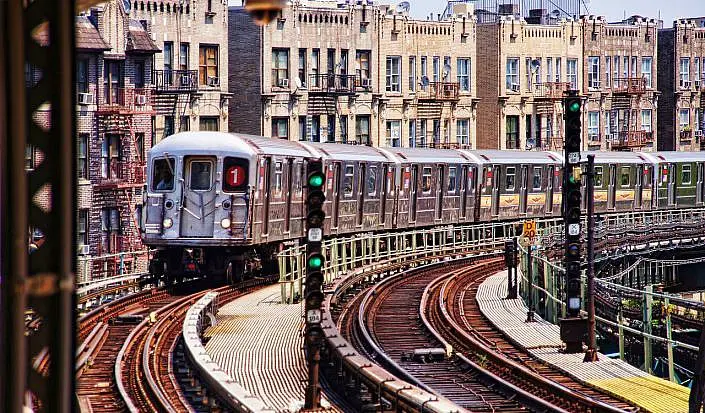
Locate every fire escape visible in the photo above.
<box><xmin>608</xmin><ymin>77</ymin><xmax>651</xmax><ymax>150</ymax></box>
<box><xmin>532</xmin><ymin>82</ymin><xmax>570</xmax><ymax>150</ymax></box>
<box><xmin>94</xmin><ymin>85</ymin><xmax>155</xmax><ymax>277</ymax></box>
<box><xmin>699</xmin><ymin>78</ymin><xmax>705</xmax><ymax>150</ymax></box>
<box><xmin>415</xmin><ymin>81</ymin><xmax>461</xmax><ymax>148</ymax></box>
<box><xmin>306</xmin><ymin>73</ymin><xmax>359</xmax><ymax>143</ymax></box>
<box><xmin>153</xmin><ymin>69</ymin><xmax>199</xmax><ymax>138</ymax></box>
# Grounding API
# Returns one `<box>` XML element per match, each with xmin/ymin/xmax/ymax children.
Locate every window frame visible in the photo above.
<box><xmin>152</xmin><ymin>157</ymin><xmax>176</xmax><ymax>192</ymax></box>
<box><xmin>78</xmin><ymin>209</ymin><xmax>89</xmax><ymax>247</ymax></box>
<box><xmin>620</xmin><ymin>166</ymin><xmax>631</xmax><ymax>188</ymax></box>
<box><xmin>505</xmin><ymin>167</ymin><xmax>516</xmax><ymax>191</ymax></box>
<box><xmin>179</xmin><ymin>42</ymin><xmax>190</xmax><ymax>71</ymax></box>
<box><xmin>386</xmin><ymin>120</ymin><xmax>401</xmax><ymax>147</ymax></box>
<box><xmin>356</xmin><ymin>115</ymin><xmax>370</xmax><ymax>145</ymax></box>
<box><xmin>588</xmin><ymin>56</ymin><xmax>600</xmax><ymax>89</ymax></box>
<box><xmin>199</xmin><ymin>116</ymin><xmax>219</xmax><ymax>131</ymax></box>
<box><xmin>273</xmin><ymin>161</ymin><xmax>284</xmax><ymax>196</ymax></box>
<box><xmin>188</xmin><ymin>159</ymin><xmax>214</xmax><ymax>191</ymax></box>
<box><xmin>271</xmin><ymin>48</ymin><xmax>290</xmax><ymax>88</ymax></box>
<box><xmin>567</xmin><ymin>58</ymin><xmax>578</xmax><ymax>90</ymax></box>
<box><xmin>506</xmin><ymin>57</ymin><xmax>519</xmax><ymax>92</ymax></box>
<box><xmin>385</xmin><ymin>56</ymin><xmax>401</xmax><ymax>92</ymax></box>
<box><xmin>343</xmin><ymin>165</ymin><xmax>355</xmax><ymax>197</ymax></box>
<box><xmin>77</xmin><ymin>58</ymin><xmax>89</xmax><ymax>94</ymax></box>
<box><xmin>457</xmin><ymin>57</ymin><xmax>470</xmax><ymax>91</ymax></box>
<box><xmin>641</xmin><ymin>56</ymin><xmax>652</xmax><ymax>88</ymax></box>
<box><xmin>532</xmin><ymin>166</ymin><xmax>542</xmax><ymax>190</ymax></box>
<box><xmin>367</xmin><ymin>166</ymin><xmax>377</xmax><ymax>196</ymax></box>
<box><xmin>448</xmin><ymin>166</ymin><xmax>457</xmax><ymax>193</ymax></box>
<box><xmin>421</xmin><ymin>166</ymin><xmax>433</xmax><ymax>194</ymax></box>
<box><xmin>594</xmin><ymin>166</ymin><xmax>603</xmax><ymax>187</ymax></box>
<box><xmin>78</xmin><ymin>134</ymin><xmax>89</xmax><ymax>179</ymax></box>
<box><xmin>272</xmin><ymin>117</ymin><xmax>289</xmax><ymax>139</ymax></box>
<box><xmin>408</xmin><ymin>56</ymin><xmax>416</xmax><ymax>91</ymax></box>
<box><xmin>456</xmin><ymin>119</ymin><xmax>469</xmax><ymax>146</ymax></box>
<box><xmin>682</xmin><ymin>164</ymin><xmax>693</xmax><ymax>185</ymax></box>
<box><xmin>198</xmin><ymin>44</ymin><xmax>219</xmax><ymax>86</ymax></box>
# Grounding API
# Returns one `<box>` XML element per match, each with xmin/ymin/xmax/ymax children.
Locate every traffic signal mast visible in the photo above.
<box><xmin>304</xmin><ymin>160</ymin><xmax>326</xmax><ymax>409</ymax></box>
<box><xmin>560</xmin><ymin>91</ymin><xmax>588</xmax><ymax>353</ymax></box>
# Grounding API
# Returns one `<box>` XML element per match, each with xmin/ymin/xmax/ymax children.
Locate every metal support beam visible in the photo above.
<box><xmin>643</xmin><ymin>285</ymin><xmax>653</xmax><ymax>374</ymax></box>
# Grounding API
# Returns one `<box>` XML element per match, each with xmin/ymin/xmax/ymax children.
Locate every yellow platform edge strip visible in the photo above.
<box><xmin>587</xmin><ymin>375</ymin><xmax>689</xmax><ymax>413</ymax></box>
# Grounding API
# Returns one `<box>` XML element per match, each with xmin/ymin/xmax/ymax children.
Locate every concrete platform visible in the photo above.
<box><xmin>204</xmin><ymin>283</ymin><xmax>334</xmax><ymax>412</ymax></box>
<box><xmin>476</xmin><ymin>271</ymin><xmax>690</xmax><ymax>413</ymax></box>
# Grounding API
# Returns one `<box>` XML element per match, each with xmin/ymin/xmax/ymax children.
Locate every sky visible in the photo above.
<box><xmin>230</xmin><ymin>0</ymin><xmax>705</xmax><ymax>26</ymax></box>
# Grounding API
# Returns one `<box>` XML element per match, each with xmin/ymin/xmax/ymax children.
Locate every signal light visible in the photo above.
<box><xmin>568</xmin><ymin>100</ymin><xmax>581</xmax><ymax>113</ymax></box>
<box><xmin>308</xmin><ymin>172</ymin><xmax>325</xmax><ymax>188</ymax></box>
<box><xmin>566</xmin><ymin>244</ymin><xmax>580</xmax><ymax>258</ymax></box>
<box><xmin>307</xmin><ymin>253</ymin><xmax>324</xmax><ymax>270</ymax></box>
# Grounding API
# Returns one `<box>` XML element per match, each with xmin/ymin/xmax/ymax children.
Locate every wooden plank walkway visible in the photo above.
<box><xmin>204</xmin><ymin>284</ymin><xmax>335</xmax><ymax>412</ymax></box>
<box><xmin>476</xmin><ymin>272</ymin><xmax>690</xmax><ymax>413</ymax></box>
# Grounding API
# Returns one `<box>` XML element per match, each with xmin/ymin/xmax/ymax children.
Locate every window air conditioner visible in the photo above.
<box><xmin>78</xmin><ymin>92</ymin><xmax>94</xmax><ymax>105</ymax></box>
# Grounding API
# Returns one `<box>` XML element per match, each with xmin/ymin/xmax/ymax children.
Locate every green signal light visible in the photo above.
<box><xmin>568</xmin><ymin>101</ymin><xmax>581</xmax><ymax>112</ymax></box>
<box><xmin>308</xmin><ymin>255</ymin><xmax>323</xmax><ymax>269</ymax></box>
<box><xmin>308</xmin><ymin>173</ymin><xmax>324</xmax><ymax>188</ymax></box>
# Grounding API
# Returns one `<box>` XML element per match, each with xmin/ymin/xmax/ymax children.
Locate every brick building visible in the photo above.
<box><xmin>477</xmin><ymin>17</ymin><xmax>583</xmax><ymax>150</ymax></box>
<box><xmin>229</xmin><ymin>0</ymin><xmax>478</xmax><ymax>148</ymax></box>
<box><xmin>657</xmin><ymin>19</ymin><xmax>705</xmax><ymax>151</ymax></box>
<box><xmin>581</xmin><ymin>16</ymin><xmax>659</xmax><ymax>151</ymax></box>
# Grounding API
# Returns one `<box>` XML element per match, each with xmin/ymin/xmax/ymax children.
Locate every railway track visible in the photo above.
<box><xmin>75</xmin><ymin>276</ymin><xmax>276</xmax><ymax>412</ymax></box>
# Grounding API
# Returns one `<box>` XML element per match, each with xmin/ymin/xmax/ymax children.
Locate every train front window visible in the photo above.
<box><xmin>189</xmin><ymin>161</ymin><xmax>212</xmax><ymax>191</ymax></box>
<box><xmin>505</xmin><ymin>167</ymin><xmax>516</xmax><ymax>191</ymax></box>
<box><xmin>594</xmin><ymin>166</ymin><xmax>603</xmax><ymax>187</ymax></box>
<box><xmin>620</xmin><ymin>166</ymin><xmax>631</xmax><ymax>187</ymax></box>
<box><xmin>152</xmin><ymin>158</ymin><xmax>175</xmax><ymax>191</ymax></box>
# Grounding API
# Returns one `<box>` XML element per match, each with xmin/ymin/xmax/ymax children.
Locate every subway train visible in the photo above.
<box><xmin>141</xmin><ymin>131</ymin><xmax>705</xmax><ymax>282</ymax></box>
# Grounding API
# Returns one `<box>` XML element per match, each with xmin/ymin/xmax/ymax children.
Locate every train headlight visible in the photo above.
<box><xmin>163</xmin><ymin>218</ymin><xmax>173</xmax><ymax>229</ymax></box>
<box><xmin>220</xmin><ymin>218</ymin><xmax>231</xmax><ymax>229</ymax></box>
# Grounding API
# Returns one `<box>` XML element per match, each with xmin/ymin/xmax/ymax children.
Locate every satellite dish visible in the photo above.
<box><xmin>443</xmin><ymin>64</ymin><xmax>451</xmax><ymax>80</ymax></box>
<box><xmin>420</xmin><ymin>76</ymin><xmax>430</xmax><ymax>87</ymax></box>
<box><xmin>550</xmin><ymin>9</ymin><xmax>561</xmax><ymax>19</ymax></box>
<box><xmin>295</xmin><ymin>77</ymin><xmax>303</xmax><ymax>89</ymax></box>
<box><xmin>395</xmin><ymin>1</ymin><xmax>410</xmax><ymax>14</ymax></box>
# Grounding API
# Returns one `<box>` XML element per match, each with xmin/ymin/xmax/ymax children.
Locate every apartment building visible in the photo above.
<box><xmin>477</xmin><ymin>16</ymin><xmax>583</xmax><ymax>150</ymax></box>
<box><xmin>131</xmin><ymin>0</ymin><xmax>230</xmax><ymax>140</ymax></box>
<box><xmin>658</xmin><ymin>19</ymin><xmax>705</xmax><ymax>151</ymax></box>
<box><xmin>229</xmin><ymin>0</ymin><xmax>477</xmax><ymax>148</ymax></box>
<box><xmin>581</xmin><ymin>16</ymin><xmax>659</xmax><ymax>151</ymax></box>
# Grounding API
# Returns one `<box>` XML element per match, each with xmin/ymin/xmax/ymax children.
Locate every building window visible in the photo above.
<box><xmin>457</xmin><ymin>58</ymin><xmax>470</xmax><ymax>91</ymax></box>
<box><xmin>327</xmin><ymin>116</ymin><xmax>336</xmax><ymax>142</ymax></box>
<box><xmin>683</xmin><ymin>165</ymin><xmax>692</xmax><ymax>185</ymax></box>
<box><xmin>419</xmin><ymin>119</ymin><xmax>427</xmax><ymax>146</ymax></box>
<box><xmin>78</xmin><ymin>134</ymin><xmax>89</xmax><ymax>179</ymax></box>
<box><xmin>101</xmin><ymin>134</ymin><xmax>121</xmax><ymax>179</ymax></box>
<box><xmin>164</xmin><ymin>115</ymin><xmax>175</xmax><ymax>137</ymax></box>
<box><xmin>614</xmin><ymin>55</ymin><xmax>620</xmax><ymax>88</ymax></box>
<box><xmin>432</xmin><ymin>119</ymin><xmax>441</xmax><ymax>144</ymax></box>
<box><xmin>199</xmin><ymin>45</ymin><xmax>219</xmax><ymax>86</ymax></box>
<box><xmin>555</xmin><ymin>57</ymin><xmax>561</xmax><ymax>82</ymax></box>
<box><xmin>356</xmin><ymin>50</ymin><xmax>371</xmax><ymax>85</ymax></box>
<box><xmin>680</xmin><ymin>58</ymin><xmax>690</xmax><ymax>88</ymax></box>
<box><xmin>340</xmin><ymin>50</ymin><xmax>349</xmax><ymax>82</ymax></box>
<box><xmin>567</xmin><ymin>58</ymin><xmax>578</xmax><ymax>90</ymax></box>
<box><xmin>327</xmin><ymin>48</ymin><xmax>336</xmax><ymax>76</ymax></box>
<box><xmin>696</xmin><ymin>58</ymin><xmax>701</xmax><ymax>85</ymax></box>
<box><xmin>272</xmin><ymin>118</ymin><xmax>288</xmax><ymax>139</ymax></box>
<box><xmin>298</xmin><ymin>48</ymin><xmax>307</xmax><ymax>87</ymax></box>
<box><xmin>605</xmin><ymin>56</ymin><xmax>611</xmax><ymax>88</ymax></box>
<box><xmin>679</xmin><ymin>109</ymin><xmax>690</xmax><ymax>132</ymax></box>
<box><xmin>179</xmin><ymin>42</ymin><xmax>189</xmax><ymax>71</ymax></box>
<box><xmin>386</xmin><ymin>56</ymin><xmax>401</xmax><ymax>92</ymax></box>
<box><xmin>408</xmin><ymin>120</ymin><xmax>416</xmax><ymax>147</ymax></box>
<box><xmin>631</xmin><ymin>56</ymin><xmax>638</xmax><ymax>78</ymax></box>
<box><xmin>605</xmin><ymin>111</ymin><xmax>612</xmax><ymax>138</ymax></box>
<box><xmin>588</xmin><ymin>111</ymin><xmax>599</xmax><ymax>140</ymax></box>
<box><xmin>420</xmin><ymin>56</ymin><xmax>428</xmax><ymax>89</ymax></box>
<box><xmin>103</xmin><ymin>61</ymin><xmax>123</xmax><ymax>104</ymax></box>
<box><xmin>588</xmin><ymin>56</ymin><xmax>600</xmax><ymax>89</ymax></box>
<box><xmin>78</xmin><ymin>209</ymin><xmax>89</xmax><ymax>247</ymax></box>
<box><xmin>298</xmin><ymin>116</ymin><xmax>307</xmax><ymax>141</ymax></box>
<box><xmin>356</xmin><ymin>115</ymin><xmax>370</xmax><ymax>145</ymax></box>
<box><xmin>200</xmin><ymin>116</ymin><xmax>219</xmax><ymax>131</ymax></box>
<box><xmin>25</xmin><ymin>145</ymin><xmax>35</xmax><ymax>171</ymax></box>
<box><xmin>642</xmin><ymin>57</ymin><xmax>652</xmax><ymax>88</ymax></box>
<box><xmin>506</xmin><ymin>58</ymin><xmax>519</xmax><ymax>92</ymax></box>
<box><xmin>77</xmin><ymin>59</ymin><xmax>89</xmax><ymax>93</ymax></box>
<box><xmin>525</xmin><ymin>58</ymin><xmax>531</xmax><ymax>90</ymax></box>
<box><xmin>386</xmin><ymin>120</ymin><xmax>401</xmax><ymax>147</ymax></box>
<box><xmin>433</xmin><ymin>56</ymin><xmax>440</xmax><ymax>82</ymax></box>
<box><xmin>163</xmin><ymin>41</ymin><xmax>173</xmax><ymax>83</ymax></box>
<box><xmin>272</xmin><ymin>48</ymin><xmax>289</xmax><ymax>88</ymax></box>
<box><xmin>457</xmin><ymin>119</ymin><xmax>469</xmax><ymax>146</ymax></box>
<box><xmin>641</xmin><ymin>109</ymin><xmax>652</xmax><ymax>133</ymax></box>
<box><xmin>311</xmin><ymin>49</ymin><xmax>320</xmax><ymax>87</ymax></box>
<box><xmin>135</xmin><ymin>133</ymin><xmax>145</xmax><ymax>162</ymax></box>
<box><xmin>408</xmin><ymin>56</ymin><xmax>416</xmax><ymax>91</ymax></box>
<box><xmin>506</xmin><ymin>115</ymin><xmax>519</xmax><ymax>149</ymax></box>
<box><xmin>547</xmin><ymin>57</ymin><xmax>553</xmax><ymax>84</ymax></box>
<box><xmin>101</xmin><ymin>207</ymin><xmax>120</xmax><ymax>253</ymax></box>
<box><xmin>180</xmin><ymin>116</ymin><xmax>190</xmax><ymax>132</ymax></box>
<box><xmin>134</xmin><ymin>60</ymin><xmax>145</xmax><ymax>88</ymax></box>
<box><xmin>310</xmin><ymin>116</ymin><xmax>320</xmax><ymax>142</ymax></box>
<box><xmin>623</xmin><ymin>56</ymin><xmax>629</xmax><ymax>78</ymax></box>
<box><xmin>340</xmin><ymin>115</ymin><xmax>348</xmax><ymax>143</ymax></box>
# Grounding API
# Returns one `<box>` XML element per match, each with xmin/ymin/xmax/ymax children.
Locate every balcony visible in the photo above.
<box><xmin>610</xmin><ymin>131</ymin><xmax>653</xmax><ymax>149</ymax></box>
<box><xmin>613</xmin><ymin>77</ymin><xmax>647</xmax><ymax>95</ymax></box>
<box><xmin>533</xmin><ymin>82</ymin><xmax>570</xmax><ymax>100</ymax></box>
<box><xmin>153</xmin><ymin>69</ymin><xmax>198</xmax><ymax>93</ymax></box>
<box><xmin>96</xmin><ymin>160</ymin><xmax>146</xmax><ymax>188</ymax></box>
<box><xmin>417</xmin><ymin>82</ymin><xmax>460</xmax><ymax>101</ymax></box>
<box><xmin>97</xmin><ymin>88</ymin><xmax>154</xmax><ymax>114</ymax></box>
<box><xmin>308</xmin><ymin>74</ymin><xmax>357</xmax><ymax>95</ymax></box>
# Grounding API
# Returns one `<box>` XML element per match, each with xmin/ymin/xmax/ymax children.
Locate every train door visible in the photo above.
<box><xmin>180</xmin><ymin>156</ymin><xmax>216</xmax><ymax>237</ymax></box>
<box><xmin>460</xmin><ymin>165</ymin><xmax>468</xmax><ymax>220</ymax></box>
<box><xmin>635</xmin><ymin>164</ymin><xmax>643</xmax><ymax>209</ymax></box>
<box><xmin>357</xmin><ymin>163</ymin><xmax>366</xmax><ymax>226</ymax></box>
<box><xmin>380</xmin><ymin>164</ymin><xmax>388</xmax><ymax>225</ymax></box>
<box><xmin>519</xmin><ymin>165</ymin><xmax>528</xmax><ymax>214</ymax></box>
<box><xmin>668</xmin><ymin>163</ymin><xmax>676</xmax><ymax>206</ymax></box>
<box><xmin>436</xmin><ymin>165</ymin><xmax>445</xmax><ymax>220</ymax></box>
<box><xmin>608</xmin><ymin>164</ymin><xmax>616</xmax><ymax>210</ymax></box>
<box><xmin>491</xmin><ymin>165</ymin><xmax>500</xmax><ymax>217</ymax></box>
<box><xmin>262</xmin><ymin>158</ymin><xmax>272</xmax><ymax>235</ymax></box>
<box><xmin>332</xmin><ymin>163</ymin><xmax>341</xmax><ymax>228</ymax></box>
<box><xmin>470</xmin><ymin>167</ymin><xmax>480</xmax><ymax>221</ymax></box>
<box><xmin>546</xmin><ymin>166</ymin><xmax>555</xmax><ymax>214</ymax></box>
<box><xmin>410</xmin><ymin>165</ymin><xmax>418</xmax><ymax>222</ymax></box>
<box><xmin>698</xmin><ymin>163</ymin><xmax>705</xmax><ymax>205</ymax></box>
<box><xmin>284</xmin><ymin>159</ymin><xmax>293</xmax><ymax>232</ymax></box>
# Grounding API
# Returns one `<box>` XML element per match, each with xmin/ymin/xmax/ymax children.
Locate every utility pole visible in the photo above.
<box><xmin>689</xmin><ymin>316</ymin><xmax>705</xmax><ymax>412</ymax></box>
<box><xmin>526</xmin><ymin>243</ymin><xmax>535</xmax><ymax>322</ymax></box>
<box><xmin>584</xmin><ymin>154</ymin><xmax>598</xmax><ymax>362</ymax></box>
<box><xmin>505</xmin><ymin>239</ymin><xmax>517</xmax><ymax>299</ymax></box>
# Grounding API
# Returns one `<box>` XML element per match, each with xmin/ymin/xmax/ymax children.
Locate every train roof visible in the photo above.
<box><xmin>310</xmin><ymin>142</ymin><xmax>392</xmax><ymax>162</ymax></box>
<box><xmin>386</xmin><ymin>147</ymin><xmax>473</xmax><ymax>163</ymax></box>
<box><xmin>150</xmin><ymin>132</ymin><xmax>258</xmax><ymax>157</ymax></box>
<box><xmin>647</xmin><ymin>151</ymin><xmax>705</xmax><ymax>163</ymax></box>
<box><xmin>464</xmin><ymin>150</ymin><xmax>563</xmax><ymax>164</ymax></box>
<box><xmin>241</xmin><ymin>134</ymin><xmax>314</xmax><ymax>157</ymax></box>
<box><xmin>580</xmin><ymin>151</ymin><xmax>653</xmax><ymax>163</ymax></box>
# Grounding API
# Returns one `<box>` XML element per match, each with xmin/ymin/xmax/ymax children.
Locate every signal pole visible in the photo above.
<box><xmin>560</xmin><ymin>90</ymin><xmax>588</xmax><ymax>353</ymax></box>
<box><xmin>584</xmin><ymin>155</ymin><xmax>598</xmax><ymax>362</ymax></box>
<box><xmin>303</xmin><ymin>160</ymin><xmax>326</xmax><ymax>409</ymax></box>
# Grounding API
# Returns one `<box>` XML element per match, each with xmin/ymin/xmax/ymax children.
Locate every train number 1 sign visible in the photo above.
<box><xmin>225</xmin><ymin>165</ymin><xmax>246</xmax><ymax>188</ymax></box>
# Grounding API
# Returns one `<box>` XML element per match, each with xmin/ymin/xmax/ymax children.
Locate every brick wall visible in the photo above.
<box><xmin>228</xmin><ymin>7</ymin><xmax>262</xmax><ymax>135</ymax></box>
<box><xmin>657</xmin><ymin>29</ymin><xmax>675</xmax><ymax>150</ymax></box>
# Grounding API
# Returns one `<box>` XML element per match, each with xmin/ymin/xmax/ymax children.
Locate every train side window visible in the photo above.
<box><xmin>343</xmin><ymin>165</ymin><xmax>354</xmax><ymax>196</ymax></box>
<box><xmin>532</xmin><ymin>166</ymin><xmax>542</xmax><ymax>190</ymax></box>
<box><xmin>448</xmin><ymin>167</ymin><xmax>457</xmax><ymax>193</ymax></box>
<box><xmin>273</xmin><ymin>162</ymin><xmax>283</xmax><ymax>196</ymax></box>
<box><xmin>294</xmin><ymin>162</ymin><xmax>302</xmax><ymax>194</ymax></box>
<box><xmin>421</xmin><ymin>166</ymin><xmax>432</xmax><ymax>193</ymax></box>
<box><xmin>682</xmin><ymin>164</ymin><xmax>692</xmax><ymax>185</ymax></box>
<box><xmin>594</xmin><ymin>166</ymin><xmax>603</xmax><ymax>187</ymax></box>
<box><xmin>505</xmin><ymin>167</ymin><xmax>516</xmax><ymax>191</ymax></box>
<box><xmin>620</xmin><ymin>166</ymin><xmax>631</xmax><ymax>187</ymax></box>
<box><xmin>368</xmin><ymin>166</ymin><xmax>377</xmax><ymax>196</ymax></box>
<box><xmin>152</xmin><ymin>157</ymin><xmax>175</xmax><ymax>191</ymax></box>
<box><xmin>388</xmin><ymin>167</ymin><xmax>395</xmax><ymax>195</ymax></box>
